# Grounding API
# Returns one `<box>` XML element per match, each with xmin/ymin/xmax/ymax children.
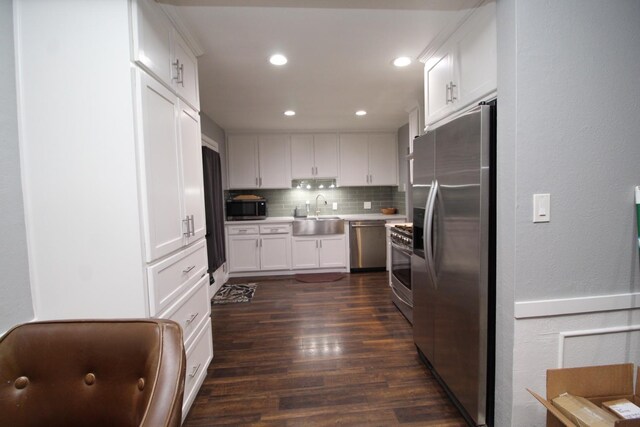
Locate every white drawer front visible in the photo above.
<box><xmin>147</xmin><ymin>241</ymin><xmax>207</xmax><ymax>316</ymax></box>
<box><xmin>157</xmin><ymin>275</ymin><xmax>210</xmax><ymax>346</ymax></box>
<box><xmin>259</xmin><ymin>224</ymin><xmax>291</xmax><ymax>234</ymax></box>
<box><xmin>182</xmin><ymin>320</ymin><xmax>213</xmax><ymax>419</ymax></box>
<box><xmin>227</xmin><ymin>225</ymin><xmax>259</xmax><ymax>235</ymax></box>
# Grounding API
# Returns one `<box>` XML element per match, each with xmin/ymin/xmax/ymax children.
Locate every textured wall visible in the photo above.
<box><xmin>227</xmin><ymin>186</ymin><xmax>405</xmax><ymax>217</ymax></box>
<box><xmin>0</xmin><ymin>0</ymin><xmax>35</xmax><ymax>333</ymax></box>
<box><xmin>200</xmin><ymin>113</ymin><xmax>227</xmax><ymax>190</ymax></box>
<box><xmin>496</xmin><ymin>0</ymin><xmax>640</xmax><ymax>425</ymax></box>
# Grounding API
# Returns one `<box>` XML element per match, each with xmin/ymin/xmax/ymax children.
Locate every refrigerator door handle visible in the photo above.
<box><xmin>425</xmin><ymin>180</ymin><xmax>439</xmax><ymax>287</ymax></box>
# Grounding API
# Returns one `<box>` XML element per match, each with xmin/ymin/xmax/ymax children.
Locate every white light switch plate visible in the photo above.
<box><xmin>533</xmin><ymin>193</ymin><xmax>550</xmax><ymax>223</ymax></box>
<box><xmin>332</xmin><ymin>202</ymin><xmax>338</xmax><ymax>210</ymax></box>
<box><xmin>364</xmin><ymin>201</ymin><xmax>371</xmax><ymax>209</ymax></box>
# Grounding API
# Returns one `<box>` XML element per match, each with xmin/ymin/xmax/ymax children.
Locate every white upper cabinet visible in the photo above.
<box><xmin>258</xmin><ymin>134</ymin><xmax>291</xmax><ymax>188</ymax></box>
<box><xmin>173</xmin><ymin>30</ymin><xmax>200</xmax><ymax>111</ymax></box>
<box><xmin>338</xmin><ymin>134</ymin><xmax>369</xmax><ymax>186</ymax></box>
<box><xmin>291</xmin><ymin>134</ymin><xmax>338</xmax><ymax>179</ymax></box>
<box><xmin>179</xmin><ymin>102</ymin><xmax>206</xmax><ymax>243</ymax></box>
<box><xmin>227</xmin><ymin>134</ymin><xmax>291</xmax><ymax>189</ymax></box>
<box><xmin>132</xmin><ymin>0</ymin><xmax>200</xmax><ymax>111</ymax></box>
<box><xmin>423</xmin><ymin>0</ymin><xmax>496</xmax><ymax>126</ymax></box>
<box><xmin>367</xmin><ymin>134</ymin><xmax>398</xmax><ymax>186</ymax></box>
<box><xmin>227</xmin><ymin>134</ymin><xmax>259</xmax><ymax>189</ymax></box>
<box><xmin>339</xmin><ymin>133</ymin><xmax>397</xmax><ymax>186</ymax></box>
<box><xmin>132</xmin><ymin>0</ymin><xmax>173</xmax><ymax>85</ymax></box>
<box><xmin>137</xmin><ymin>71</ymin><xmax>184</xmax><ymax>261</ymax></box>
<box><xmin>136</xmin><ymin>70</ymin><xmax>205</xmax><ymax>262</ymax></box>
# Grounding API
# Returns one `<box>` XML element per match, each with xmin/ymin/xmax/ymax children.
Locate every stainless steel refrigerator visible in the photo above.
<box><xmin>411</xmin><ymin>102</ymin><xmax>495</xmax><ymax>426</ymax></box>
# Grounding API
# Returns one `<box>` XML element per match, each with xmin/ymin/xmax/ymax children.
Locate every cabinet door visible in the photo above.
<box><xmin>425</xmin><ymin>52</ymin><xmax>453</xmax><ymax>125</ymax></box>
<box><xmin>290</xmin><ymin>134</ymin><xmax>315</xmax><ymax>179</ymax></box>
<box><xmin>258</xmin><ymin>134</ymin><xmax>291</xmax><ymax>188</ymax></box>
<box><xmin>131</xmin><ymin>0</ymin><xmax>173</xmax><ymax>86</ymax></box>
<box><xmin>227</xmin><ymin>134</ymin><xmax>258</xmax><ymax>189</ymax></box>
<box><xmin>313</xmin><ymin>134</ymin><xmax>338</xmax><ymax>178</ymax></box>
<box><xmin>338</xmin><ymin>134</ymin><xmax>369</xmax><ymax>186</ymax></box>
<box><xmin>173</xmin><ymin>30</ymin><xmax>200</xmax><ymax>111</ymax></box>
<box><xmin>228</xmin><ymin>235</ymin><xmax>260</xmax><ymax>272</ymax></box>
<box><xmin>368</xmin><ymin>134</ymin><xmax>398</xmax><ymax>186</ymax></box>
<box><xmin>455</xmin><ymin>1</ymin><xmax>496</xmax><ymax>107</ymax></box>
<box><xmin>291</xmin><ymin>238</ymin><xmax>319</xmax><ymax>269</ymax></box>
<box><xmin>318</xmin><ymin>235</ymin><xmax>346</xmax><ymax>268</ymax></box>
<box><xmin>260</xmin><ymin>235</ymin><xmax>291</xmax><ymax>271</ymax></box>
<box><xmin>179</xmin><ymin>102</ymin><xmax>206</xmax><ymax>243</ymax></box>
<box><xmin>137</xmin><ymin>71</ymin><xmax>184</xmax><ymax>262</ymax></box>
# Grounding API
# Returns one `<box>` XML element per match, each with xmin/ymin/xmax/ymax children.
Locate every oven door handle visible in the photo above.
<box><xmin>390</xmin><ymin>284</ymin><xmax>413</xmax><ymax>308</ymax></box>
<box><xmin>391</xmin><ymin>242</ymin><xmax>412</xmax><ymax>256</ymax></box>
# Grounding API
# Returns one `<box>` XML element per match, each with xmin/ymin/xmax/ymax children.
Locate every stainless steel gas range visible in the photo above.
<box><xmin>389</xmin><ymin>224</ymin><xmax>413</xmax><ymax>323</ymax></box>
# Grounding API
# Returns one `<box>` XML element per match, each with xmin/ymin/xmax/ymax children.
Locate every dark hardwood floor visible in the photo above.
<box><xmin>183</xmin><ymin>272</ymin><xmax>466</xmax><ymax>426</ymax></box>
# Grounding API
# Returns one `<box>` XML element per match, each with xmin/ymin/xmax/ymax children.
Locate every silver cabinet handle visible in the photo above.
<box><xmin>178</xmin><ymin>63</ymin><xmax>184</xmax><ymax>86</ymax></box>
<box><xmin>369</xmin><ymin>174</ymin><xmax>373</xmax><ymax>184</ymax></box>
<box><xmin>259</xmin><ymin>238</ymin><xmax>263</xmax><ymax>247</ymax></box>
<box><xmin>183</xmin><ymin>265</ymin><xmax>196</xmax><ymax>273</ymax></box>
<box><xmin>189</xmin><ymin>215</ymin><xmax>195</xmax><ymax>236</ymax></box>
<box><xmin>259</xmin><ymin>177</ymin><xmax>263</xmax><ymax>187</ymax></box>
<box><xmin>172</xmin><ymin>59</ymin><xmax>180</xmax><ymax>82</ymax></box>
<box><xmin>255</xmin><ymin>239</ymin><xmax>259</xmax><ymax>247</ymax></box>
<box><xmin>238</xmin><ymin>229</ymin><xmax>247</xmax><ymax>233</ymax></box>
<box><xmin>185</xmin><ymin>312</ymin><xmax>199</xmax><ymax>326</ymax></box>
<box><xmin>182</xmin><ymin>217</ymin><xmax>190</xmax><ymax>237</ymax></box>
<box><xmin>450</xmin><ymin>81</ymin><xmax>457</xmax><ymax>102</ymax></box>
<box><xmin>189</xmin><ymin>363</ymin><xmax>201</xmax><ymax>378</ymax></box>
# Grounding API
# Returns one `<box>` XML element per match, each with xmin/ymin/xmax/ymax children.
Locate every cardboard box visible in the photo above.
<box><xmin>552</xmin><ymin>393</ymin><xmax>620</xmax><ymax>426</ymax></box>
<box><xmin>528</xmin><ymin>363</ymin><xmax>640</xmax><ymax>427</ymax></box>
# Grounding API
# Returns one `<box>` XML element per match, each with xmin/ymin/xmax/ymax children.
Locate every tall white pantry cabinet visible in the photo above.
<box><xmin>13</xmin><ymin>0</ymin><xmax>212</xmax><ymax>418</ymax></box>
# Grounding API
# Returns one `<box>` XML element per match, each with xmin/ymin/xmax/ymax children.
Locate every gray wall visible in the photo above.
<box><xmin>0</xmin><ymin>0</ymin><xmax>34</xmax><ymax>333</ymax></box>
<box><xmin>397</xmin><ymin>123</ymin><xmax>409</xmax><ymax>193</ymax></box>
<box><xmin>495</xmin><ymin>0</ymin><xmax>640</xmax><ymax>424</ymax></box>
<box><xmin>201</xmin><ymin>113</ymin><xmax>227</xmax><ymax>189</ymax></box>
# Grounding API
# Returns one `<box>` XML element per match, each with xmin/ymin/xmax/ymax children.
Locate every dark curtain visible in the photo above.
<box><xmin>202</xmin><ymin>146</ymin><xmax>226</xmax><ymax>275</ymax></box>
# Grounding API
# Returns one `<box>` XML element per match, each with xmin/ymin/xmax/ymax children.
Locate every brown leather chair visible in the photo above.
<box><xmin>0</xmin><ymin>319</ymin><xmax>186</xmax><ymax>427</ymax></box>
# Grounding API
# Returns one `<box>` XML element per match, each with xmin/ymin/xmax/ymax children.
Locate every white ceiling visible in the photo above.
<box><xmin>164</xmin><ymin>0</ymin><xmax>479</xmax><ymax>132</ymax></box>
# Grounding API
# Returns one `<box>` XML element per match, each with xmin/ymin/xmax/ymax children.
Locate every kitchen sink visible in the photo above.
<box><xmin>293</xmin><ymin>217</ymin><xmax>344</xmax><ymax>235</ymax></box>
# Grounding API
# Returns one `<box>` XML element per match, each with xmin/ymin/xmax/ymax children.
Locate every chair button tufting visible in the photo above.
<box><xmin>84</xmin><ymin>373</ymin><xmax>96</xmax><ymax>385</ymax></box>
<box><xmin>138</xmin><ymin>378</ymin><xmax>145</xmax><ymax>391</ymax></box>
<box><xmin>14</xmin><ymin>376</ymin><xmax>29</xmax><ymax>389</ymax></box>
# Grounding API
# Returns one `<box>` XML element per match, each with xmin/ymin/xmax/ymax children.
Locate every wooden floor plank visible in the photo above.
<box><xmin>182</xmin><ymin>272</ymin><xmax>466</xmax><ymax>426</ymax></box>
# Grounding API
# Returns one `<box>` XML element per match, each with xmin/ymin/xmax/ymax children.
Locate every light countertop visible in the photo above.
<box><xmin>225</xmin><ymin>213</ymin><xmax>407</xmax><ymax>225</ymax></box>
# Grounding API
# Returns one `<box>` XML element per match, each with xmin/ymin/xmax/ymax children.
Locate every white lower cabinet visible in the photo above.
<box><xmin>182</xmin><ymin>318</ymin><xmax>213</xmax><ymax>422</ymax></box>
<box><xmin>226</xmin><ymin>223</ymin><xmax>291</xmax><ymax>272</ymax></box>
<box><xmin>291</xmin><ymin>235</ymin><xmax>347</xmax><ymax>269</ymax></box>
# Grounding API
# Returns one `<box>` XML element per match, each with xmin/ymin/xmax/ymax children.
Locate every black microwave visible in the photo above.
<box><xmin>226</xmin><ymin>199</ymin><xmax>267</xmax><ymax>220</ymax></box>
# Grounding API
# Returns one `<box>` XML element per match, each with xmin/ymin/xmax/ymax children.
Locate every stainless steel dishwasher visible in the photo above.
<box><xmin>349</xmin><ymin>220</ymin><xmax>387</xmax><ymax>272</ymax></box>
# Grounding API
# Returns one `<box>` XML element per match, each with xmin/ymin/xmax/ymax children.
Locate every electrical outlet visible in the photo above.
<box><xmin>364</xmin><ymin>201</ymin><xmax>371</xmax><ymax>209</ymax></box>
<box><xmin>332</xmin><ymin>202</ymin><xmax>338</xmax><ymax>210</ymax></box>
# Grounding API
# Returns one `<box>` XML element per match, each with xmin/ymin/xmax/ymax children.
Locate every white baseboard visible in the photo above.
<box><xmin>229</xmin><ymin>268</ymin><xmax>348</xmax><ymax>279</ymax></box>
<box><xmin>514</xmin><ymin>292</ymin><xmax>640</xmax><ymax>319</ymax></box>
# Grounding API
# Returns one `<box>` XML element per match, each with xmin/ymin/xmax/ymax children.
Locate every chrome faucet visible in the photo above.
<box><xmin>315</xmin><ymin>194</ymin><xmax>326</xmax><ymax>217</ymax></box>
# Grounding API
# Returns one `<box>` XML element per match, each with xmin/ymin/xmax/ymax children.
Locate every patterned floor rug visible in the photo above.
<box><xmin>212</xmin><ymin>283</ymin><xmax>257</xmax><ymax>304</ymax></box>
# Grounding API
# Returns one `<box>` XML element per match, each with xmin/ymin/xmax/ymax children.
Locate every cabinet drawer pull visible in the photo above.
<box><xmin>188</xmin><ymin>363</ymin><xmax>201</xmax><ymax>378</ymax></box>
<box><xmin>182</xmin><ymin>265</ymin><xmax>196</xmax><ymax>273</ymax></box>
<box><xmin>172</xmin><ymin>59</ymin><xmax>180</xmax><ymax>81</ymax></box>
<box><xmin>183</xmin><ymin>218</ymin><xmax>190</xmax><ymax>237</ymax></box>
<box><xmin>185</xmin><ymin>312</ymin><xmax>199</xmax><ymax>326</ymax></box>
<box><xmin>450</xmin><ymin>81</ymin><xmax>457</xmax><ymax>102</ymax></box>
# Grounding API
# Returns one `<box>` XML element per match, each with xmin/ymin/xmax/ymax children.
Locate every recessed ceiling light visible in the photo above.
<box><xmin>284</xmin><ymin>110</ymin><xmax>295</xmax><ymax>116</ymax></box>
<box><xmin>269</xmin><ymin>54</ymin><xmax>288</xmax><ymax>66</ymax></box>
<box><xmin>355</xmin><ymin>110</ymin><xmax>367</xmax><ymax>116</ymax></box>
<box><xmin>393</xmin><ymin>56</ymin><xmax>412</xmax><ymax>67</ymax></box>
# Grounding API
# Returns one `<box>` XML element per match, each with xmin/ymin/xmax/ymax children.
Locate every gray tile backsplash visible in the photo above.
<box><xmin>226</xmin><ymin>186</ymin><xmax>406</xmax><ymax>217</ymax></box>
